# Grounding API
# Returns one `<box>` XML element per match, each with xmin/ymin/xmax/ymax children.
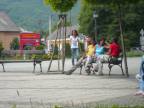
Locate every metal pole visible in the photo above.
<box><xmin>93</xmin><ymin>10</ymin><xmax>98</xmax><ymax>41</ymax></box>
<box><xmin>49</xmin><ymin>15</ymin><xmax>52</xmax><ymax>38</ymax></box>
<box><xmin>94</xmin><ymin>18</ymin><xmax>97</xmax><ymax>41</ymax></box>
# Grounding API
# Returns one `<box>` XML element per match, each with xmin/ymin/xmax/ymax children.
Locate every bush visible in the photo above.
<box><xmin>65</xmin><ymin>43</ymin><xmax>71</xmax><ymax>57</ymax></box>
<box><xmin>35</xmin><ymin>45</ymin><xmax>45</xmax><ymax>50</ymax></box>
<box><xmin>79</xmin><ymin>42</ymin><xmax>85</xmax><ymax>53</ymax></box>
<box><xmin>23</xmin><ymin>46</ymin><xmax>32</xmax><ymax>50</ymax></box>
<box><xmin>0</xmin><ymin>42</ymin><xmax>4</xmax><ymax>58</ymax></box>
<box><xmin>54</xmin><ymin>44</ymin><xmax>59</xmax><ymax>55</ymax></box>
<box><xmin>126</xmin><ymin>51</ymin><xmax>143</xmax><ymax>57</ymax></box>
<box><xmin>10</xmin><ymin>37</ymin><xmax>19</xmax><ymax>50</ymax></box>
<box><xmin>31</xmin><ymin>53</ymin><xmax>58</xmax><ymax>60</ymax></box>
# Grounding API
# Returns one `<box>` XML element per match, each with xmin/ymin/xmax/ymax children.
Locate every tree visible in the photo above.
<box><xmin>78</xmin><ymin>1</ymin><xmax>115</xmax><ymax>40</ymax></box>
<box><xmin>83</xmin><ymin>0</ymin><xmax>142</xmax><ymax>77</ymax></box>
<box><xmin>44</xmin><ymin>0</ymin><xmax>79</xmax><ymax>73</ymax></box>
<box><xmin>10</xmin><ymin>37</ymin><xmax>19</xmax><ymax>50</ymax></box>
<box><xmin>43</xmin><ymin>0</ymin><xmax>78</xmax><ymax>13</ymax></box>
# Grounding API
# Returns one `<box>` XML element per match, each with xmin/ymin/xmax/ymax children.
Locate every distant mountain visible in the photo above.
<box><xmin>0</xmin><ymin>0</ymin><xmax>80</xmax><ymax>31</ymax></box>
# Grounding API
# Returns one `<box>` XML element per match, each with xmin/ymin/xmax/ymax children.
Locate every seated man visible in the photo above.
<box><xmin>65</xmin><ymin>37</ymin><xmax>95</xmax><ymax>75</ymax></box>
<box><xmin>93</xmin><ymin>37</ymin><xmax>121</xmax><ymax>75</ymax></box>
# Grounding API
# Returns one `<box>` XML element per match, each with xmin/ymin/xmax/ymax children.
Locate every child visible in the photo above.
<box><xmin>84</xmin><ymin>38</ymin><xmax>96</xmax><ymax>73</ymax></box>
<box><xmin>65</xmin><ymin>37</ymin><xmax>95</xmax><ymax>75</ymax></box>
<box><xmin>135</xmin><ymin>55</ymin><xmax>144</xmax><ymax>96</ymax></box>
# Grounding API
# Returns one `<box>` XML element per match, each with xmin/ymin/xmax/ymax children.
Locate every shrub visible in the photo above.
<box><xmin>10</xmin><ymin>37</ymin><xmax>19</xmax><ymax>50</ymax></box>
<box><xmin>0</xmin><ymin>42</ymin><xmax>4</xmax><ymax>58</ymax></box>
<box><xmin>31</xmin><ymin>53</ymin><xmax>58</xmax><ymax>60</ymax></box>
<box><xmin>126</xmin><ymin>51</ymin><xmax>143</xmax><ymax>57</ymax></box>
<box><xmin>65</xmin><ymin>43</ymin><xmax>71</xmax><ymax>57</ymax></box>
<box><xmin>23</xmin><ymin>46</ymin><xmax>32</xmax><ymax>50</ymax></box>
<box><xmin>79</xmin><ymin>42</ymin><xmax>85</xmax><ymax>53</ymax></box>
<box><xmin>35</xmin><ymin>45</ymin><xmax>45</xmax><ymax>50</ymax></box>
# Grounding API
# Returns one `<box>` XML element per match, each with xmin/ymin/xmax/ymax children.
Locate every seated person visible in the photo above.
<box><xmin>92</xmin><ymin>38</ymin><xmax>109</xmax><ymax>75</ymax></box>
<box><xmin>96</xmin><ymin>38</ymin><xmax>109</xmax><ymax>58</ymax></box>
<box><xmin>108</xmin><ymin>37</ymin><xmax>121</xmax><ymax>58</ymax></box>
<box><xmin>65</xmin><ymin>37</ymin><xmax>95</xmax><ymax>75</ymax></box>
<box><xmin>93</xmin><ymin>37</ymin><xmax>121</xmax><ymax>75</ymax></box>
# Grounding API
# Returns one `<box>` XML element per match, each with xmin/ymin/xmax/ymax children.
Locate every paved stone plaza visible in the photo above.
<box><xmin>0</xmin><ymin>57</ymin><xmax>144</xmax><ymax>107</ymax></box>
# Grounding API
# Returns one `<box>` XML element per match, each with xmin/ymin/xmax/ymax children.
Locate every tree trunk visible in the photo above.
<box><xmin>117</xmin><ymin>3</ymin><xmax>129</xmax><ymax>77</ymax></box>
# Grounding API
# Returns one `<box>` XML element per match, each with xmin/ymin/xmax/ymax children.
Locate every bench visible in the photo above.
<box><xmin>106</xmin><ymin>55</ymin><xmax>124</xmax><ymax>76</ymax></box>
<box><xmin>0</xmin><ymin>59</ymin><xmax>42</xmax><ymax>72</ymax></box>
<box><xmin>79</xmin><ymin>54</ymin><xmax>125</xmax><ymax>76</ymax></box>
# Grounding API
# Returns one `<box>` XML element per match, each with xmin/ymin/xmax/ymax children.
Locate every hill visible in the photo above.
<box><xmin>0</xmin><ymin>0</ymin><xmax>80</xmax><ymax>31</ymax></box>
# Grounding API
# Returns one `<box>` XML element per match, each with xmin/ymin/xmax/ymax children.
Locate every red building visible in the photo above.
<box><xmin>20</xmin><ymin>32</ymin><xmax>40</xmax><ymax>50</ymax></box>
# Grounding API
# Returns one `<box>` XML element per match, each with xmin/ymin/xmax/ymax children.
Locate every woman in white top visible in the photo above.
<box><xmin>70</xmin><ymin>30</ymin><xmax>80</xmax><ymax>65</ymax></box>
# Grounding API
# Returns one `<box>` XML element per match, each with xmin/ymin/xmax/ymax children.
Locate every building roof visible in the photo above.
<box><xmin>48</xmin><ymin>26</ymin><xmax>78</xmax><ymax>40</ymax></box>
<box><xmin>0</xmin><ymin>11</ymin><xmax>20</xmax><ymax>32</ymax></box>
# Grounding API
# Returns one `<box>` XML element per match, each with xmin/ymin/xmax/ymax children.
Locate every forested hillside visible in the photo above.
<box><xmin>0</xmin><ymin>0</ymin><xmax>80</xmax><ymax>31</ymax></box>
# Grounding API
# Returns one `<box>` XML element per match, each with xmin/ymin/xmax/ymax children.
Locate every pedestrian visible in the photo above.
<box><xmin>135</xmin><ymin>55</ymin><xmax>144</xmax><ymax>96</ymax></box>
<box><xmin>70</xmin><ymin>30</ymin><xmax>80</xmax><ymax>66</ymax></box>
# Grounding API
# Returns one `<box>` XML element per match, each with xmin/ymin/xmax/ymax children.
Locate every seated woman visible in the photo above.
<box><xmin>65</xmin><ymin>37</ymin><xmax>95</xmax><ymax>75</ymax></box>
<box><xmin>93</xmin><ymin>38</ymin><xmax>109</xmax><ymax>75</ymax></box>
<box><xmin>93</xmin><ymin>37</ymin><xmax>121</xmax><ymax>75</ymax></box>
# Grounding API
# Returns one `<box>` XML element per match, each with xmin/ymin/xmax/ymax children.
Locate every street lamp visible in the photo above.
<box><xmin>93</xmin><ymin>10</ymin><xmax>98</xmax><ymax>41</ymax></box>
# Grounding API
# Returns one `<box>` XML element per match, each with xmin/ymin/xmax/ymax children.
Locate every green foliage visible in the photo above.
<box><xmin>10</xmin><ymin>37</ymin><xmax>19</xmax><ymax>50</ymax></box>
<box><xmin>35</xmin><ymin>45</ymin><xmax>45</xmax><ymax>50</ymax></box>
<box><xmin>0</xmin><ymin>0</ymin><xmax>80</xmax><ymax>31</ymax></box>
<box><xmin>79</xmin><ymin>0</ymin><xmax>144</xmax><ymax>49</ymax></box>
<box><xmin>65</xmin><ymin>43</ymin><xmax>71</xmax><ymax>57</ymax></box>
<box><xmin>53</xmin><ymin>44</ymin><xmax>59</xmax><ymax>55</ymax></box>
<box><xmin>126</xmin><ymin>51</ymin><xmax>143</xmax><ymax>57</ymax></box>
<box><xmin>79</xmin><ymin>42</ymin><xmax>85</xmax><ymax>53</ymax></box>
<box><xmin>53</xmin><ymin>105</ymin><xmax>63</xmax><ymax>108</ymax></box>
<box><xmin>111</xmin><ymin>104</ymin><xmax>120</xmax><ymax>108</ymax></box>
<box><xmin>31</xmin><ymin>53</ymin><xmax>58</xmax><ymax>60</ymax></box>
<box><xmin>0</xmin><ymin>42</ymin><xmax>4</xmax><ymax>57</ymax></box>
<box><xmin>78</xmin><ymin>1</ymin><xmax>94</xmax><ymax>36</ymax></box>
<box><xmin>11</xmin><ymin>103</ymin><xmax>17</xmax><ymax>108</ymax></box>
<box><xmin>84</xmin><ymin>0</ymin><xmax>140</xmax><ymax>5</ymax></box>
<box><xmin>23</xmin><ymin>46</ymin><xmax>32</xmax><ymax>50</ymax></box>
<box><xmin>44</xmin><ymin>0</ymin><xmax>78</xmax><ymax>12</ymax></box>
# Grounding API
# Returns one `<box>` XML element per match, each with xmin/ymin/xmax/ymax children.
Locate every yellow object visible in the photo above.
<box><xmin>86</xmin><ymin>44</ymin><xmax>95</xmax><ymax>56</ymax></box>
